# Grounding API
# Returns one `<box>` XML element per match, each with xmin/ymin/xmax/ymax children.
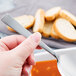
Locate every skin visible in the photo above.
<box><xmin>0</xmin><ymin>32</ymin><xmax>41</xmax><ymax>76</ymax></box>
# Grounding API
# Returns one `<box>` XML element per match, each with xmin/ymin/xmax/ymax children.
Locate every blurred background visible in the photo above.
<box><xmin>0</xmin><ymin>0</ymin><xmax>76</xmax><ymax>50</ymax></box>
<box><xmin>0</xmin><ymin>0</ymin><xmax>76</xmax><ymax>34</ymax></box>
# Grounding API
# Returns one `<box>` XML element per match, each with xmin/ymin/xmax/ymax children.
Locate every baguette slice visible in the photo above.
<box><xmin>33</xmin><ymin>9</ymin><xmax>45</xmax><ymax>33</ymax></box>
<box><xmin>50</xmin><ymin>25</ymin><xmax>59</xmax><ymax>39</ymax></box>
<box><xmin>60</xmin><ymin>10</ymin><xmax>76</xmax><ymax>26</ymax></box>
<box><xmin>54</xmin><ymin>18</ymin><xmax>76</xmax><ymax>42</ymax></box>
<box><xmin>42</xmin><ymin>22</ymin><xmax>53</xmax><ymax>37</ymax></box>
<box><xmin>45</xmin><ymin>7</ymin><xmax>61</xmax><ymax>21</ymax></box>
<box><xmin>7</xmin><ymin>15</ymin><xmax>35</xmax><ymax>32</ymax></box>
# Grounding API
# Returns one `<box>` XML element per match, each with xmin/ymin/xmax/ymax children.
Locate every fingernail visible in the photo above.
<box><xmin>32</xmin><ymin>32</ymin><xmax>41</xmax><ymax>43</ymax></box>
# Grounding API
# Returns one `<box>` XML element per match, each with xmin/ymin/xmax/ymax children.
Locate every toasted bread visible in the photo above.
<box><xmin>7</xmin><ymin>26</ymin><xmax>16</xmax><ymax>32</ymax></box>
<box><xmin>54</xmin><ymin>18</ymin><xmax>76</xmax><ymax>42</ymax></box>
<box><xmin>33</xmin><ymin>9</ymin><xmax>45</xmax><ymax>33</ymax></box>
<box><xmin>7</xmin><ymin>15</ymin><xmax>35</xmax><ymax>32</ymax></box>
<box><xmin>50</xmin><ymin>24</ymin><xmax>59</xmax><ymax>39</ymax></box>
<box><xmin>60</xmin><ymin>10</ymin><xmax>76</xmax><ymax>26</ymax></box>
<box><xmin>45</xmin><ymin>7</ymin><xmax>61</xmax><ymax>21</ymax></box>
<box><xmin>42</xmin><ymin>22</ymin><xmax>53</xmax><ymax>37</ymax></box>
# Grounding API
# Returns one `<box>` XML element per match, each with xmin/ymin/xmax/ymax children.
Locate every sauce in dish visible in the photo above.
<box><xmin>31</xmin><ymin>59</ymin><xmax>61</xmax><ymax>76</ymax></box>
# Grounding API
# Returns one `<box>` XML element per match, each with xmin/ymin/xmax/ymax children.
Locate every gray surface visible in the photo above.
<box><xmin>0</xmin><ymin>0</ymin><xmax>76</xmax><ymax>48</ymax></box>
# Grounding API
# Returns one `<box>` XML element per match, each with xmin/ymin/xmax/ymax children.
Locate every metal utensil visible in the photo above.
<box><xmin>1</xmin><ymin>14</ymin><xmax>76</xmax><ymax>76</ymax></box>
<box><xmin>2</xmin><ymin>14</ymin><xmax>76</xmax><ymax>58</ymax></box>
<box><xmin>1</xmin><ymin>14</ymin><xmax>58</xmax><ymax>60</ymax></box>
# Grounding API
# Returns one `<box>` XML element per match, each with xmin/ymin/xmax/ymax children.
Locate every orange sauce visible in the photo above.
<box><xmin>31</xmin><ymin>59</ymin><xmax>61</xmax><ymax>76</ymax></box>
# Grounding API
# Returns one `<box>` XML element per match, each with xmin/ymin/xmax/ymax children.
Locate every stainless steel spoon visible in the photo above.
<box><xmin>1</xmin><ymin>14</ymin><xmax>76</xmax><ymax>62</ymax></box>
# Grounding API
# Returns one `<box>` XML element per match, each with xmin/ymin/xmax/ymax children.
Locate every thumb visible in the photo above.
<box><xmin>12</xmin><ymin>32</ymin><xmax>41</xmax><ymax>62</ymax></box>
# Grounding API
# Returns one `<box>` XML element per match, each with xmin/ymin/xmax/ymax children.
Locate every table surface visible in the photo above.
<box><xmin>0</xmin><ymin>0</ymin><xmax>76</xmax><ymax>48</ymax></box>
<box><xmin>0</xmin><ymin>0</ymin><xmax>76</xmax><ymax>34</ymax></box>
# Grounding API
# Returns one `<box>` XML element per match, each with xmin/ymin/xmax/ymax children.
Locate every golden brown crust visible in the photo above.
<box><xmin>7</xmin><ymin>15</ymin><xmax>35</xmax><ymax>32</ymax></box>
<box><xmin>24</xmin><ymin>15</ymin><xmax>35</xmax><ymax>29</ymax></box>
<box><xmin>45</xmin><ymin>7</ymin><xmax>61</xmax><ymax>21</ymax></box>
<box><xmin>24</xmin><ymin>18</ymin><xmax>35</xmax><ymax>29</ymax></box>
<box><xmin>45</xmin><ymin>16</ymin><xmax>55</xmax><ymax>21</ymax></box>
<box><xmin>50</xmin><ymin>25</ymin><xmax>59</xmax><ymax>39</ymax></box>
<box><xmin>54</xmin><ymin>18</ymin><xmax>76</xmax><ymax>42</ymax></box>
<box><xmin>60</xmin><ymin>10</ymin><xmax>76</xmax><ymax>26</ymax></box>
<box><xmin>33</xmin><ymin>9</ymin><xmax>45</xmax><ymax>33</ymax></box>
<box><xmin>42</xmin><ymin>22</ymin><xmax>53</xmax><ymax>38</ymax></box>
<box><xmin>7</xmin><ymin>26</ymin><xmax>16</xmax><ymax>32</ymax></box>
<box><xmin>42</xmin><ymin>33</ymin><xmax>49</xmax><ymax>38</ymax></box>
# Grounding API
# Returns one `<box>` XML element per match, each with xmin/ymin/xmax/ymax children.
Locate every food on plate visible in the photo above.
<box><xmin>50</xmin><ymin>24</ymin><xmax>59</xmax><ymax>39</ymax></box>
<box><xmin>7</xmin><ymin>7</ymin><xmax>76</xmax><ymax>42</ymax></box>
<box><xmin>42</xmin><ymin>22</ymin><xmax>53</xmax><ymax>37</ymax></box>
<box><xmin>54</xmin><ymin>18</ymin><xmax>76</xmax><ymax>42</ymax></box>
<box><xmin>33</xmin><ymin>9</ymin><xmax>45</xmax><ymax>33</ymax></box>
<box><xmin>45</xmin><ymin>7</ymin><xmax>61</xmax><ymax>21</ymax></box>
<box><xmin>7</xmin><ymin>15</ymin><xmax>35</xmax><ymax>32</ymax></box>
<box><xmin>60</xmin><ymin>10</ymin><xmax>76</xmax><ymax>26</ymax></box>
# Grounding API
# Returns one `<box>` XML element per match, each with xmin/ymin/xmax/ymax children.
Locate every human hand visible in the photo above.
<box><xmin>0</xmin><ymin>32</ymin><xmax>41</xmax><ymax>76</ymax></box>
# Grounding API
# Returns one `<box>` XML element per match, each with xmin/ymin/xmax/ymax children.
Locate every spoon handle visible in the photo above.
<box><xmin>1</xmin><ymin>14</ymin><xmax>57</xmax><ymax>59</ymax></box>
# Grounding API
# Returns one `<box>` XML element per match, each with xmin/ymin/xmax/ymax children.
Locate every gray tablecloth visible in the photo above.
<box><xmin>0</xmin><ymin>0</ymin><xmax>76</xmax><ymax>49</ymax></box>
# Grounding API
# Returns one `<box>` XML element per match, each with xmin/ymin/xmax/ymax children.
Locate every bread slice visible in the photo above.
<box><xmin>42</xmin><ymin>22</ymin><xmax>53</xmax><ymax>37</ymax></box>
<box><xmin>50</xmin><ymin>24</ymin><xmax>59</xmax><ymax>39</ymax></box>
<box><xmin>45</xmin><ymin>7</ymin><xmax>61</xmax><ymax>21</ymax></box>
<box><xmin>60</xmin><ymin>10</ymin><xmax>76</xmax><ymax>26</ymax></box>
<box><xmin>7</xmin><ymin>26</ymin><xmax>16</xmax><ymax>32</ymax></box>
<box><xmin>33</xmin><ymin>9</ymin><xmax>45</xmax><ymax>33</ymax></box>
<box><xmin>54</xmin><ymin>18</ymin><xmax>76</xmax><ymax>42</ymax></box>
<box><xmin>7</xmin><ymin>15</ymin><xmax>35</xmax><ymax>32</ymax></box>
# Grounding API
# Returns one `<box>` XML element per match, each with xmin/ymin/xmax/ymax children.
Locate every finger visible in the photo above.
<box><xmin>12</xmin><ymin>32</ymin><xmax>41</xmax><ymax>62</ymax></box>
<box><xmin>22</xmin><ymin>64</ymin><xmax>32</xmax><ymax>76</ymax></box>
<box><xmin>0</xmin><ymin>35</ymin><xmax>25</xmax><ymax>50</ymax></box>
<box><xmin>36</xmin><ymin>45</ymin><xmax>42</xmax><ymax>49</ymax></box>
<box><xmin>27</xmin><ymin>53</ymin><xmax>35</xmax><ymax>65</ymax></box>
